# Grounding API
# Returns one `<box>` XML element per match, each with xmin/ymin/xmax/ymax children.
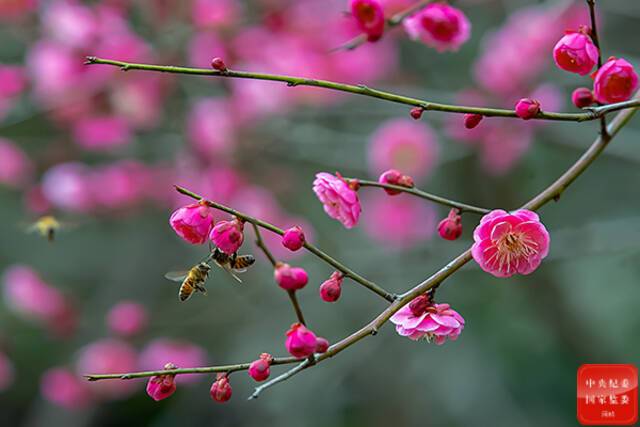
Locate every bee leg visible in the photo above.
<box><xmin>230</xmin><ymin>252</ymin><xmax>238</xmax><ymax>269</ymax></box>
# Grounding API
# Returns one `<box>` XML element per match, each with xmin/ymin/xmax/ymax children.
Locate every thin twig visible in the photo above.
<box><xmin>84</xmin><ymin>57</ymin><xmax>640</xmax><ymax>123</ymax></box>
<box><xmin>587</xmin><ymin>0</ymin><xmax>609</xmax><ymax>138</ymax></box>
<box><xmin>174</xmin><ymin>185</ymin><xmax>396</xmax><ymax>302</ymax></box>
<box><xmin>353</xmin><ymin>179</ymin><xmax>491</xmax><ymax>214</ymax></box>
<box><xmin>287</xmin><ymin>290</ymin><xmax>307</xmax><ymax>326</ymax></box>
<box><xmin>251</xmin><ymin>223</ymin><xmax>277</xmax><ymax>266</ymax></box>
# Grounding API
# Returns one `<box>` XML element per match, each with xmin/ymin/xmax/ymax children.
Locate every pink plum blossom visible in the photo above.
<box><xmin>390</xmin><ymin>297</ymin><xmax>464</xmax><ymax>344</ymax></box>
<box><xmin>170</xmin><ymin>202</ymin><xmax>215</xmax><ymax>245</ymax></box>
<box><xmin>403</xmin><ymin>3</ymin><xmax>471</xmax><ymax>52</ymax></box>
<box><xmin>281</xmin><ymin>226</ymin><xmax>305</xmax><ymax>251</ymax></box>
<box><xmin>210</xmin><ymin>218</ymin><xmax>245</xmax><ymax>255</ymax></box>
<box><xmin>438</xmin><ymin>209</ymin><xmax>463</xmax><ymax>241</ymax></box>
<box><xmin>76</xmin><ymin>339</ymin><xmax>138</xmax><ymax>399</ymax></box>
<box><xmin>471</xmin><ymin>209</ymin><xmax>550</xmax><ymax>278</ymax></box>
<box><xmin>0</xmin><ymin>65</ymin><xmax>26</xmax><ymax>98</ymax></box>
<box><xmin>248</xmin><ymin>353</ymin><xmax>272</xmax><ymax>382</ymax></box>
<box><xmin>42</xmin><ymin>0</ymin><xmax>97</xmax><ymax>49</ymax></box>
<box><xmin>368</xmin><ymin>118</ymin><xmax>438</xmax><ymax>181</ymax></box>
<box><xmin>188</xmin><ymin>32</ymin><xmax>228</xmax><ymax>69</ymax></box>
<box><xmin>138</xmin><ymin>339</ymin><xmax>207</xmax><ymax>384</ymax></box>
<box><xmin>41</xmin><ymin>163</ymin><xmax>94</xmax><ymax>213</ymax></box>
<box><xmin>106</xmin><ymin>301</ymin><xmax>148</xmax><ymax>337</ymax></box>
<box><xmin>572</xmin><ymin>87</ymin><xmax>595</xmax><ymax>108</ymax></box>
<box><xmin>285</xmin><ymin>323</ymin><xmax>318</xmax><ymax>358</ymax></box>
<box><xmin>0</xmin><ymin>138</ymin><xmax>32</xmax><ymax>188</ymax></box>
<box><xmin>40</xmin><ymin>367</ymin><xmax>93</xmax><ymax>409</ymax></box>
<box><xmin>553</xmin><ymin>30</ymin><xmax>599</xmax><ymax>75</ymax></box>
<box><xmin>593</xmin><ymin>57</ymin><xmax>639</xmax><ymax>104</ymax></box>
<box><xmin>146</xmin><ymin>363</ymin><xmax>177</xmax><ymax>401</ymax></box>
<box><xmin>72</xmin><ymin>115</ymin><xmax>132</xmax><ymax>150</ymax></box>
<box><xmin>349</xmin><ymin>0</ymin><xmax>386</xmax><ymax>42</ymax></box>
<box><xmin>210</xmin><ymin>374</ymin><xmax>232</xmax><ymax>402</ymax></box>
<box><xmin>313</xmin><ymin>172</ymin><xmax>361</xmax><ymax>229</ymax></box>
<box><xmin>186</xmin><ymin>98</ymin><xmax>236</xmax><ymax>158</ymax></box>
<box><xmin>319</xmin><ymin>271</ymin><xmax>343</xmax><ymax>302</ymax></box>
<box><xmin>191</xmin><ymin>0</ymin><xmax>242</xmax><ymax>29</ymax></box>
<box><xmin>515</xmin><ymin>98</ymin><xmax>540</xmax><ymax>120</ymax></box>
<box><xmin>315</xmin><ymin>337</ymin><xmax>330</xmax><ymax>353</ymax></box>
<box><xmin>274</xmin><ymin>263</ymin><xmax>309</xmax><ymax>291</ymax></box>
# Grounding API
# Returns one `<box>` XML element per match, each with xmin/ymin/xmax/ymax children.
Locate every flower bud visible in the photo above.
<box><xmin>571</xmin><ymin>87</ymin><xmax>595</xmax><ymax>108</ymax></box>
<box><xmin>408</xmin><ymin>294</ymin><xmax>431</xmax><ymax>317</ymax></box>
<box><xmin>209</xmin><ymin>218</ymin><xmax>244</xmax><ymax>255</ymax></box>
<box><xmin>515</xmin><ymin>98</ymin><xmax>540</xmax><ymax>120</ymax></box>
<box><xmin>553</xmin><ymin>30</ymin><xmax>599</xmax><ymax>75</ymax></box>
<box><xmin>248</xmin><ymin>353</ymin><xmax>272</xmax><ymax>382</ymax></box>
<box><xmin>319</xmin><ymin>271</ymin><xmax>343</xmax><ymax>302</ymax></box>
<box><xmin>285</xmin><ymin>323</ymin><xmax>317</xmax><ymax>358</ymax></box>
<box><xmin>410</xmin><ymin>107</ymin><xmax>423</xmax><ymax>120</ymax></box>
<box><xmin>463</xmin><ymin>113</ymin><xmax>483</xmax><ymax>129</ymax></box>
<box><xmin>315</xmin><ymin>337</ymin><xmax>329</xmax><ymax>353</ymax></box>
<box><xmin>282</xmin><ymin>226</ymin><xmax>305</xmax><ymax>251</ymax></box>
<box><xmin>169</xmin><ymin>202</ymin><xmax>214</xmax><ymax>244</ymax></box>
<box><xmin>211</xmin><ymin>57</ymin><xmax>227</xmax><ymax>72</ymax></box>
<box><xmin>274</xmin><ymin>263</ymin><xmax>308</xmax><ymax>291</ymax></box>
<box><xmin>210</xmin><ymin>374</ymin><xmax>232</xmax><ymax>403</ymax></box>
<box><xmin>437</xmin><ymin>208</ymin><xmax>462</xmax><ymax>241</ymax></box>
<box><xmin>378</xmin><ymin>169</ymin><xmax>414</xmax><ymax>196</ymax></box>
<box><xmin>146</xmin><ymin>363</ymin><xmax>177</xmax><ymax>402</ymax></box>
<box><xmin>593</xmin><ymin>57</ymin><xmax>639</xmax><ymax>104</ymax></box>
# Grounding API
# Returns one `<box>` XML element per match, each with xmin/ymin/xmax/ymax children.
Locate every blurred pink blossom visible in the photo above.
<box><xmin>40</xmin><ymin>367</ymin><xmax>93</xmax><ymax>409</ymax></box>
<box><xmin>91</xmin><ymin>161</ymin><xmax>148</xmax><ymax>210</ymax></box>
<box><xmin>72</xmin><ymin>115</ymin><xmax>132</xmax><ymax>150</ymax></box>
<box><xmin>107</xmin><ymin>301</ymin><xmax>148</xmax><ymax>337</ymax></box>
<box><xmin>187</xmin><ymin>98</ymin><xmax>236</xmax><ymax>158</ymax></box>
<box><xmin>138</xmin><ymin>339</ymin><xmax>207</xmax><ymax>384</ymax></box>
<box><xmin>3</xmin><ymin>265</ymin><xmax>67</xmax><ymax>323</ymax></box>
<box><xmin>0</xmin><ymin>0</ymin><xmax>36</xmax><ymax>20</ymax></box>
<box><xmin>188</xmin><ymin>32</ymin><xmax>228</xmax><ymax>69</ymax></box>
<box><xmin>0</xmin><ymin>138</ymin><xmax>32</xmax><ymax>188</ymax></box>
<box><xmin>41</xmin><ymin>163</ymin><xmax>94</xmax><ymax>212</ymax></box>
<box><xmin>191</xmin><ymin>0</ymin><xmax>242</xmax><ymax>29</ymax></box>
<box><xmin>76</xmin><ymin>339</ymin><xmax>138</xmax><ymax>399</ymax></box>
<box><xmin>403</xmin><ymin>3</ymin><xmax>471</xmax><ymax>52</ymax></box>
<box><xmin>0</xmin><ymin>65</ymin><xmax>26</xmax><ymax>98</ymax></box>
<box><xmin>42</xmin><ymin>0</ymin><xmax>97</xmax><ymax>49</ymax></box>
<box><xmin>368</xmin><ymin>118</ymin><xmax>439</xmax><ymax>181</ymax></box>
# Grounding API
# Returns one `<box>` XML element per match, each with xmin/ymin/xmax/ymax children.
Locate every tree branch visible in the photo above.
<box><xmin>175</xmin><ymin>185</ymin><xmax>396</xmax><ymax>302</ymax></box>
<box><xmin>84</xmin><ymin>57</ymin><xmax>640</xmax><ymax>122</ymax></box>
<box><xmin>586</xmin><ymin>0</ymin><xmax>609</xmax><ymax>138</ymax></box>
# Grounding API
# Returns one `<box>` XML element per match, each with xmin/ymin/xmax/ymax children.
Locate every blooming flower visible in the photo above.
<box><xmin>274</xmin><ymin>263</ymin><xmax>309</xmax><ymax>291</ymax></box>
<box><xmin>390</xmin><ymin>296</ymin><xmax>464</xmax><ymax>344</ymax></box>
<box><xmin>313</xmin><ymin>172</ymin><xmax>361</xmax><ymax>229</ymax></box>
<box><xmin>106</xmin><ymin>301</ymin><xmax>148</xmax><ymax>337</ymax></box>
<box><xmin>471</xmin><ymin>209</ymin><xmax>550</xmax><ymax>278</ymax></box>
<box><xmin>282</xmin><ymin>226</ymin><xmax>306</xmax><ymax>251</ymax></box>
<box><xmin>169</xmin><ymin>202</ymin><xmax>215</xmax><ymax>245</ymax></box>
<box><xmin>403</xmin><ymin>3</ymin><xmax>471</xmax><ymax>52</ymax></box>
<box><xmin>319</xmin><ymin>271</ymin><xmax>343</xmax><ymax>302</ymax></box>
<box><xmin>553</xmin><ymin>30</ymin><xmax>599</xmax><ymax>75</ymax></box>
<box><xmin>210</xmin><ymin>374</ymin><xmax>232</xmax><ymax>402</ymax></box>
<box><xmin>350</xmin><ymin>0</ymin><xmax>386</xmax><ymax>42</ymax></box>
<box><xmin>146</xmin><ymin>363</ymin><xmax>178</xmax><ymax>401</ymax></box>
<box><xmin>248</xmin><ymin>353</ymin><xmax>272</xmax><ymax>382</ymax></box>
<box><xmin>210</xmin><ymin>218</ymin><xmax>245</xmax><ymax>255</ymax></box>
<box><xmin>285</xmin><ymin>323</ymin><xmax>318</xmax><ymax>358</ymax></box>
<box><xmin>593</xmin><ymin>57</ymin><xmax>639</xmax><ymax>104</ymax></box>
<box><xmin>368</xmin><ymin>119</ymin><xmax>438</xmax><ymax>181</ymax></box>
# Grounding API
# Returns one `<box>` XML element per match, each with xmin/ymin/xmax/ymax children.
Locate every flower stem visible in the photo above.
<box><xmin>85</xmin><ymin>57</ymin><xmax>635</xmax><ymax>123</ymax></box>
<box><xmin>586</xmin><ymin>0</ymin><xmax>609</xmax><ymax>138</ymax></box>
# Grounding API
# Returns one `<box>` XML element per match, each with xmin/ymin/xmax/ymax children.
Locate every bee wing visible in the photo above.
<box><xmin>221</xmin><ymin>265</ymin><xmax>243</xmax><ymax>283</ymax></box>
<box><xmin>232</xmin><ymin>268</ymin><xmax>248</xmax><ymax>273</ymax></box>
<box><xmin>165</xmin><ymin>271</ymin><xmax>189</xmax><ymax>282</ymax></box>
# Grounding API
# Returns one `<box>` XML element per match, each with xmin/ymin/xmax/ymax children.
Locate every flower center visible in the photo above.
<box><xmin>356</xmin><ymin>4</ymin><xmax>376</xmax><ymax>23</ymax></box>
<box><xmin>493</xmin><ymin>232</ymin><xmax>539</xmax><ymax>271</ymax></box>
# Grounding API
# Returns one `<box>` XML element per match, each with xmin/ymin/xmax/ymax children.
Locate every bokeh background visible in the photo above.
<box><xmin>1</xmin><ymin>0</ymin><xmax>639</xmax><ymax>426</ymax></box>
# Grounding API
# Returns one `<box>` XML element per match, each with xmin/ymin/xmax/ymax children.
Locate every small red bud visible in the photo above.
<box><xmin>210</xmin><ymin>374</ymin><xmax>232</xmax><ymax>403</ymax></box>
<box><xmin>515</xmin><ymin>98</ymin><xmax>541</xmax><ymax>120</ymax></box>
<box><xmin>248</xmin><ymin>354</ymin><xmax>272</xmax><ymax>382</ymax></box>
<box><xmin>282</xmin><ymin>226</ymin><xmax>305</xmax><ymax>251</ymax></box>
<box><xmin>437</xmin><ymin>209</ymin><xmax>462</xmax><ymax>241</ymax></box>
<box><xmin>410</xmin><ymin>107</ymin><xmax>424</xmax><ymax>120</ymax></box>
<box><xmin>211</xmin><ymin>57</ymin><xmax>227</xmax><ymax>72</ymax></box>
<box><xmin>319</xmin><ymin>271</ymin><xmax>343</xmax><ymax>302</ymax></box>
<box><xmin>463</xmin><ymin>113</ymin><xmax>483</xmax><ymax>129</ymax></box>
<box><xmin>571</xmin><ymin>87</ymin><xmax>595</xmax><ymax>108</ymax></box>
<box><xmin>379</xmin><ymin>169</ymin><xmax>414</xmax><ymax>196</ymax></box>
<box><xmin>315</xmin><ymin>337</ymin><xmax>329</xmax><ymax>353</ymax></box>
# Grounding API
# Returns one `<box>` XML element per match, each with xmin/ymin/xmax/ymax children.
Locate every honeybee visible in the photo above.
<box><xmin>210</xmin><ymin>247</ymin><xmax>256</xmax><ymax>283</ymax></box>
<box><xmin>26</xmin><ymin>216</ymin><xmax>62</xmax><ymax>242</ymax></box>
<box><xmin>165</xmin><ymin>262</ymin><xmax>211</xmax><ymax>302</ymax></box>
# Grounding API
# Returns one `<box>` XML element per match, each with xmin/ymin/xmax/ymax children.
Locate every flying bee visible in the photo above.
<box><xmin>165</xmin><ymin>262</ymin><xmax>211</xmax><ymax>302</ymax></box>
<box><xmin>210</xmin><ymin>247</ymin><xmax>256</xmax><ymax>283</ymax></box>
<box><xmin>26</xmin><ymin>216</ymin><xmax>62</xmax><ymax>242</ymax></box>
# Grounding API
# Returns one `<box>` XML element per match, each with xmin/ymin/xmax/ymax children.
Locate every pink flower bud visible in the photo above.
<box><xmin>408</xmin><ymin>294</ymin><xmax>431</xmax><ymax>317</ymax></box>
<box><xmin>211</xmin><ymin>57</ymin><xmax>227</xmax><ymax>72</ymax></box>
<box><xmin>438</xmin><ymin>208</ymin><xmax>462</xmax><ymax>241</ymax></box>
<box><xmin>593</xmin><ymin>57</ymin><xmax>639</xmax><ymax>104</ymax></box>
<box><xmin>146</xmin><ymin>363</ymin><xmax>177</xmax><ymax>401</ymax></box>
<box><xmin>210</xmin><ymin>374</ymin><xmax>232</xmax><ymax>403</ymax></box>
<box><xmin>378</xmin><ymin>169</ymin><xmax>415</xmax><ymax>196</ymax></box>
<box><xmin>106</xmin><ymin>301</ymin><xmax>148</xmax><ymax>337</ymax></box>
<box><xmin>410</xmin><ymin>107</ymin><xmax>423</xmax><ymax>120</ymax></box>
<box><xmin>514</xmin><ymin>98</ymin><xmax>540</xmax><ymax>120</ymax></box>
<box><xmin>248</xmin><ymin>353</ymin><xmax>272</xmax><ymax>382</ymax></box>
<box><xmin>319</xmin><ymin>271</ymin><xmax>343</xmax><ymax>302</ymax></box>
<box><xmin>282</xmin><ymin>226</ymin><xmax>305</xmax><ymax>251</ymax></box>
<box><xmin>403</xmin><ymin>3</ymin><xmax>470</xmax><ymax>52</ymax></box>
<box><xmin>350</xmin><ymin>0</ymin><xmax>386</xmax><ymax>42</ymax></box>
<box><xmin>274</xmin><ymin>263</ymin><xmax>308</xmax><ymax>291</ymax></box>
<box><xmin>209</xmin><ymin>218</ymin><xmax>244</xmax><ymax>255</ymax></box>
<box><xmin>285</xmin><ymin>323</ymin><xmax>318</xmax><ymax>359</ymax></box>
<box><xmin>315</xmin><ymin>337</ymin><xmax>329</xmax><ymax>353</ymax></box>
<box><xmin>169</xmin><ymin>202</ymin><xmax>214</xmax><ymax>244</ymax></box>
<box><xmin>553</xmin><ymin>30</ymin><xmax>599</xmax><ymax>75</ymax></box>
<box><xmin>463</xmin><ymin>113</ymin><xmax>483</xmax><ymax>129</ymax></box>
<box><xmin>571</xmin><ymin>87</ymin><xmax>595</xmax><ymax>108</ymax></box>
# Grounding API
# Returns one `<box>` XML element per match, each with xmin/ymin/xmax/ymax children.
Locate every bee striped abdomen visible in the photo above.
<box><xmin>231</xmin><ymin>255</ymin><xmax>255</xmax><ymax>270</ymax></box>
<box><xmin>179</xmin><ymin>281</ymin><xmax>195</xmax><ymax>301</ymax></box>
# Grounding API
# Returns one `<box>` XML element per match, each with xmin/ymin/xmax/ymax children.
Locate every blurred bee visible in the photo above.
<box><xmin>210</xmin><ymin>247</ymin><xmax>255</xmax><ymax>283</ymax></box>
<box><xmin>26</xmin><ymin>216</ymin><xmax>62</xmax><ymax>242</ymax></box>
<box><xmin>165</xmin><ymin>262</ymin><xmax>211</xmax><ymax>302</ymax></box>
